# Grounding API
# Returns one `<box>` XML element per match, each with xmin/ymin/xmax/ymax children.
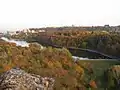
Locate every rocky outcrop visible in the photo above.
<box><xmin>0</xmin><ymin>68</ymin><xmax>55</xmax><ymax>90</ymax></box>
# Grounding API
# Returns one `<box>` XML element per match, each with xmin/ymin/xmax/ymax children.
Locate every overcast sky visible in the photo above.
<box><xmin>0</xmin><ymin>0</ymin><xmax>120</xmax><ymax>32</ymax></box>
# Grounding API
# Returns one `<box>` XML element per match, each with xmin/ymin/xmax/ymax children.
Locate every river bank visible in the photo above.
<box><xmin>1</xmin><ymin>37</ymin><xmax>120</xmax><ymax>60</ymax></box>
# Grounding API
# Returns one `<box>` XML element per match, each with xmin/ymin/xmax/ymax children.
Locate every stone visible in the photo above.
<box><xmin>0</xmin><ymin>68</ymin><xmax>55</xmax><ymax>90</ymax></box>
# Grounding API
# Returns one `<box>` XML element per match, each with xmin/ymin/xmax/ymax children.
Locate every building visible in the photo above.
<box><xmin>29</xmin><ymin>28</ymin><xmax>46</xmax><ymax>33</ymax></box>
<box><xmin>7</xmin><ymin>31</ymin><xmax>17</xmax><ymax>36</ymax></box>
<box><xmin>0</xmin><ymin>33</ymin><xmax>4</xmax><ymax>37</ymax></box>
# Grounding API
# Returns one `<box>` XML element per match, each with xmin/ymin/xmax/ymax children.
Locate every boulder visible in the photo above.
<box><xmin>0</xmin><ymin>68</ymin><xmax>55</xmax><ymax>90</ymax></box>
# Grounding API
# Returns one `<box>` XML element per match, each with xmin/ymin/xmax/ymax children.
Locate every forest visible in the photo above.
<box><xmin>51</xmin><ymin>30</ymin><xmax>120</xmax><ymax>57</ymax></box>
<box><xmin>11</xmin><ymin>30</ymin><xmax>120</xmax><ymax>57</ymax></box>
<box><xmin>0</xmin><ymin>39</ymin><xmax>120</xmax><ymax>90</ymax></box>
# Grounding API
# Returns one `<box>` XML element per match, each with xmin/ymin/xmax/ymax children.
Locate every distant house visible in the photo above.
<box><xmin>0</xmin><ymin>33</ymin><xmax>4</xmax><ymax>37</ymax></box>
<box><xmin>38</xmin><ymin>30</ymin><xmax>45</xmax><ymax>32</ymax></box>
<box><xmin>29</xmin><ymin>28</ymin><xmax>46</xmax><ymax>33</ymax></box>
<box><xmin>23</xmin><ymin>29</ymin><xmax>30</xmax><ymax>33</ymax></box>
<box><xmin>101</xmin><ymin>31</ymin><xmax>109</xmax><ymax>33</ymax></box>
<box><xmin>7</xmin><ymin>31</ymin><xmax>17</xmax><ymax>36</ymax></box>
<box><xmin>16</xmin><ymin>31</ymin><xmax>21</xmax><ymax>34</ymax></box>
<box><xmin>110</xmin><ymin>26</ymin><xmax>120</xmax><ymax>32</ymax></box>
<box><xmin>104</xmin><ymin>24</ymin><xmax>110</xmax><ymax>28</ymax></box>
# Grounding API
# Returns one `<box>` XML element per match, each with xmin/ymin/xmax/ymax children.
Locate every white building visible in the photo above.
<box><xmin>7</xmin><ymin>31</ymin><xmax>17</xmax><ymax>36</ymax></box>
<box><xmin>29</xmin><ymin>28</ymin><xmax>46</xmax><ymax>33</ymax></box>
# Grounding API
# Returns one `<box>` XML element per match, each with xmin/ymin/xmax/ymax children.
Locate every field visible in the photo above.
<box><xmin>78</xmin><ymin>60</ymin><xmax>120</xmax><ymax>90</ymax></box>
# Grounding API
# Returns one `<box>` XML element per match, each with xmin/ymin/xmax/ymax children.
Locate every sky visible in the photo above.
<box><xmin>0</xmin><ymin>0</ymin><xmax>120</xmax><ymax>32</ymax></box>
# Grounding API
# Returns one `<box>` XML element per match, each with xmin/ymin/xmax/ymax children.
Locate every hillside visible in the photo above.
<box><xmin>0</xmin><ymin>40</ymin><xmax>120</xmax><ymax>90</ymax></box>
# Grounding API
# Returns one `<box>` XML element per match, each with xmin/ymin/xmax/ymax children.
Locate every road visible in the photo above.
<box><xmin>51</xmin><ymin>45</ymin><xmax>120</xmax><ymax>59</ymax></box>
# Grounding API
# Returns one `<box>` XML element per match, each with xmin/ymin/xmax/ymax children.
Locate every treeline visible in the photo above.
<box><xmin>51</xmin><ymin>30</ymin><xmax>120</xmax><ymax>57</ymax></box>
<box><xmin>11</xmin><ymin>30</ymin><xmax>120</xmax><ymax>57</ymax></box>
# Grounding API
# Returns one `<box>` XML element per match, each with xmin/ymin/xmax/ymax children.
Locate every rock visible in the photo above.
<box><xmin>0</xmin><ymin>68</ymin><xmax>55</xmax><ymax>90</ymax></box>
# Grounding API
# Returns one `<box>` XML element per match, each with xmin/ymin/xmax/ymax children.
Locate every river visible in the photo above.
<box><xmin>1</xmin><ymin>37</ymin><xmax>29</xmax><ymax>47</ymax></box>
<box><xmin>1</xmin><ymin>37</ymin><xmax>119</xmax><ymax>60</ymax></box>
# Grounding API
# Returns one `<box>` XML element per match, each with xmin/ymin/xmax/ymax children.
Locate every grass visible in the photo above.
<box><xmin>78</xmin><ymin>60</ymin><xmax>120</xmax><ymax>90</ymax></box>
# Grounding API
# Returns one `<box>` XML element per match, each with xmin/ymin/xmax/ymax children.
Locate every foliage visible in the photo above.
<box><xmin>51</xmin><ymin>30</ymin><xmax>120</xmax><ymax>57</ymax></box>
<box><xmin>0</xmin><ymin>41</ymin><xmax>85</xmax><ymax>90</ymax></box>
<box><xmin>89</xmin><ymin>80</ymin><xmax>97</xmax><ymax>88</ymax></box>
<box><xmin>105</xmin><ymin>65</ymin><xmax>120</xmax><ymax>90</ymax></box>
<box><xmin>0</xmin><ymin>39</ymin><xmax>120</xmax><ymax>89</ymax></box>
<box><xmin>11</xmin><ymin>29</ymin><xmax>120</xmax><ymax>57</ymax></box>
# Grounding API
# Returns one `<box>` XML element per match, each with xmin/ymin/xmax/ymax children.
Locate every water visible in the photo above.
<box><xmin>1</xmin><ymin>37</ymin><xmax>112</xmax><ymax>59</ymax></box>
<box><xmin>1</xmin><ymin>37</ymin><xmax>29</xmax><ymax>47</ymax></box>
<box><xmin>72</xmin><ymin>56</ymin><xmax>89</xmax><ymax>61</ymax></box>
<box><xmin>69</xmin><ymin>49</ymin><xmax>111</xmax><ymax>59</ymax></box>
